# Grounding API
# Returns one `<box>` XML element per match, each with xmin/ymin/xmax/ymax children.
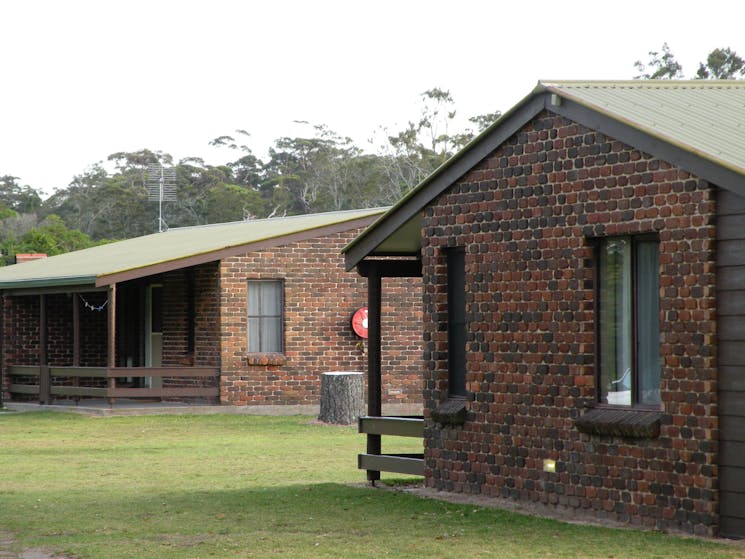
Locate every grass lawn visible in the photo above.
<box><xmin>0</xmin><ymin>412</ymin><xmax>743</xmax><ymax>558</ymax></box>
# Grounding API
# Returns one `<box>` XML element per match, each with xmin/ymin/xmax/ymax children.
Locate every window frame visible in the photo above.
<box><xmin>246</xmin><ymin>279</ymin><xmax>285</xmax><ymax>354</ymax></box>
<box><xmin>594</xmin><ymin>234</ymin><xmax>661</xmax><ymax>409</ymax></box>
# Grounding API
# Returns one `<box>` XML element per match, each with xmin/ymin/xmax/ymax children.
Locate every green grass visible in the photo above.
<box><xmin>0</xmin><ymin>412</ymin><xmax>743</xmax><ymax>558</ymax></box>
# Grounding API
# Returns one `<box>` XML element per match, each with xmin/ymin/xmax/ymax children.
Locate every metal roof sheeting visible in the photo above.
<box><xmin>0</xmin><ymin>208</ymin><xmax>386</xmax><ymax>290</ymax></box>
<box><xmin>539</xmin><ymin>80</ymin><xmax>745</xmax><ymax>175</ymax></box>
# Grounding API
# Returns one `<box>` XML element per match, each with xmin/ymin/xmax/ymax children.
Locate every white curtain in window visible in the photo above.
<box><xmin>248</xmin><ymin>281</ymin><xmax>283</xmax><ymax>353</ymax></box>
<box><xmin>600</xmin><ymin>238</ymin><xmax>632</xmax><ymax>405</ymax></box>
<box><xmin>636</xmin><ymin>241</ymin><xmax>661</xmax><ymax>405</ymax></box>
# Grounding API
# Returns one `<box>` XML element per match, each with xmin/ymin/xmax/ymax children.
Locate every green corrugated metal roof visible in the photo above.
<box><xmin>0</xmin><ymin>208</ymin><xmax>386</xmax><ymax>290</ymax></box>
<box><xmin>539</xmin><ymin>80</ymin><xmax>745</xmax><ymax>176</ymax></box>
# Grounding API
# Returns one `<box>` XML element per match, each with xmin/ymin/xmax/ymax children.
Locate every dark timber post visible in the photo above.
<box><xmin>367</xmin><ymin>262</ymin><xmax>382</xmax><ymax>483</ymax></box>
<box><xmin>72</xmin><ymin>294</ymin><xmax>80</xmax><ymax>402</ymax></box>
<box><xmin>107</xmin><ymin>284</ymin><xmax>116</xmax><ymax>404</ymax></box>
<box><xmin>39</xmin><ymin>294</ymin><xmax>50</xmax><ymax>405</ymax></box>
<box><xmin>72</xmin><ymin>294</ymin><xmax>80</xmax><ymax>367</ymax></box>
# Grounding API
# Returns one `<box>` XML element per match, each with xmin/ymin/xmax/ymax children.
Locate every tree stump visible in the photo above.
<box><xmin>318</xmin><ymin>372</ymin><xmax>364</xmax><ymax>425</ymax></box>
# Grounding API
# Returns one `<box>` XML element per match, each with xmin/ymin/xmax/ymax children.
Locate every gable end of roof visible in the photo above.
<box><xmin>345</xmin><ymin>80</ymin><xmax>745</xmax><ymax>269</ymax></box>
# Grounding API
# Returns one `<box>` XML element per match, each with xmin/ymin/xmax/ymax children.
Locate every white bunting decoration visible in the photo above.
<box><xmin>80</xmin><ymin>295</ymin><xmax>109</xmax><ymax>312</ymax></box>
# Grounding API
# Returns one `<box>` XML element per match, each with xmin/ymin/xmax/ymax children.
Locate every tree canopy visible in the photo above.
<box><xmin>634</xmin><ymin>44</ymin><xmax>745</xmax><ymax>80</ymax></box>
<box><xmin>696</xmin><ymin>47</ymin><xmax>745</xmax><ymax>79</ymax></box>
<box><xmin>0</xmin><ymin>88</ymin><xmax>502</xmax><ymax>262</ymax></box>
<box><xmin>5</xmin><ymin>47</ymin><xmax>741</xmax><ymax>262</ymax></box>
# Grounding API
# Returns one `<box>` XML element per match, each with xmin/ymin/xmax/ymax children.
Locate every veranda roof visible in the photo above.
<box><xmin>0</xmin><ymin>208</ymin><xmax>386</xmax><ymax>290</ymax></box>
<box><xmin>343</xmin><ymin>80</ymin><xmax>745</xmax><ymax>269</ymax></box>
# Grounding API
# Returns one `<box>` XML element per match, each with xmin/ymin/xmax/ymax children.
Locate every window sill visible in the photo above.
<box><xmin>574</xmin><ymin>407</ymin><xmax>662</xmax><ymax>439</ymax></box>
<box><xmin>246</xmin><ymin>353</ymin><xmax>286</xmax><ymax>366</ymax></box>
<box><xmin>431</xmin><ymin>397</ymin><xmax>467</xmax><ymax>426</ymax></box>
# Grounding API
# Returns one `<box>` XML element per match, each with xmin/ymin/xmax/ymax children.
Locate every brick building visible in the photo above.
<box><xmin>344</xmin><ymin>81</ymin><xmax>745</xmax><ymax>538</ymax></box>
<box><xmin>0</xmin><ymin>209</ymin><xmax>422</xmax><ymax>412</ymax></box>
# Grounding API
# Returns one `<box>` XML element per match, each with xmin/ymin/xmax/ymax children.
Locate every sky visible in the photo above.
<box><xmin>2</xmin><ymin>0</ymin><xmax>744</xmax><ymax>197</ymax></box>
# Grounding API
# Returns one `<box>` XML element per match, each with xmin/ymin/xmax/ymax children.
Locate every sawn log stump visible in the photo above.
<box><xmin>318</xmin><ymin>371</ymin><xmax>364</xmax><ymax>425</ymax></box>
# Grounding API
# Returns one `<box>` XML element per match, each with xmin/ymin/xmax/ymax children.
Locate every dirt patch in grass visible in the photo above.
<box><xmin>0</xmin><ymin>530</ymin><xmax>76</xmax><ymax>559</ymax></box>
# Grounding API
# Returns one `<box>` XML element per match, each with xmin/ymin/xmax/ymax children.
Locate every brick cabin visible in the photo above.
<box><xmin>345</xmin><ymin>81</ymin><xmax>745</xmax><ymax>538</ymax></box>
<box><xmin>0</xmin><ymin>209</ymin><xmax>422</xmax><ymax>413</ymax></box>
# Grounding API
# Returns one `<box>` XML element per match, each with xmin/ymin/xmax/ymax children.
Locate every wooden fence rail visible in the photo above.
<box><xmin>7</xmin><ymin>365</ymin><xmax>220</xmax><ymax>402</ymax></box>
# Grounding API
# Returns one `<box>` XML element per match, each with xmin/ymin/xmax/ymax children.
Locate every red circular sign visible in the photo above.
<box><xmin>351</xmin><ymin>307</ymin><xmax>369</xmax><ymax>338</ymax></box>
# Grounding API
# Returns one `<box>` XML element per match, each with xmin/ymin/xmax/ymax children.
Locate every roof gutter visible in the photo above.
<box><xmin>0</xmin><ymin>275</ymin><xmax>98</xmax><ymax>291</ymax></box>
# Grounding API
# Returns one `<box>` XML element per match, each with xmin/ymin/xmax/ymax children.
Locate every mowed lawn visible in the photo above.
<box><xmin>0</xmin><ymin>412</ymin><xmax>743</xmax><ymax>558</ymax></box>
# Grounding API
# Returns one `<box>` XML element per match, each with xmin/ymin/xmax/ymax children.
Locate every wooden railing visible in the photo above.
<box><xmin>358</xmin><ymin>415</ymin><xmax>424</xmax><ymax>476</ymax></box>
<box><xmin>7</xmin><ymin>365</ymin><xmax>220</xmax><ymax>402</ymax></box>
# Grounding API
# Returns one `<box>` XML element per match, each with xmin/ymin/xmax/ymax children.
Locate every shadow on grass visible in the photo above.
<box><xmin>18</xmin><ymin>483</ymin><xmax>742</xmax><ymax>559</ymax></box>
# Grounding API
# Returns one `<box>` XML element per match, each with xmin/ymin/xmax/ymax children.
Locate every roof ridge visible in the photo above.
<box><xmin>166</xmin><ymin>207</ymin><xmax>389</xmax><ymax>233</ymax></box>
<box><xmin>540</xmin><ymin>79</ymin><xmax>745</xmax><ymax>89</ymax></box>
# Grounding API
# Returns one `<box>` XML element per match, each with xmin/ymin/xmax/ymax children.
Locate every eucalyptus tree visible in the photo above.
<box><xmin>262</xmin><ymin>123</ymin><xmax>369</xmax><ymax>215</ymax></box>
<box><xmin>375</xmin><ymin>88</ymin><xmax>501</xmax><ymax>200</ymax></box>
<box><xmin>0</xmin><ymin>175</ymin><xmax>42</xmax><ymax>213</ymax></box>
<box><xmin>42</xmin><ymin>163</ymin><xmax>152</xmax><ymax>240</ymax></box>
<box><xmin>696</xmin><ymin>47</ymin><xmax>745</xmax><ymax>79</ymax></box>
<box><xmin>634</xmin><ymin>43</ymin><xmax>744</xmax><ymax>80</ymax></box>
<box><xmin>634</xmin><ymin>42</ymin><xmax>684</xmax><ymax>79</ymax></box>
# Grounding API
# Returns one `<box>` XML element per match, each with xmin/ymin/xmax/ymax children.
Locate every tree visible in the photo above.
<box><xmin>16</xmin><ymin>215</ymin><xmax>100</xmax><ymax>257</ymax></box>
<box><xmin>202</xmin><ymin>183</ymin><xmax>268</xmax><ymax>222</ymax></box>
<box><xmin>208</xmin><ymin>131</ymin><xmax>271</xmax><ymax>218</ymax></box>
<box><xmin>170</xmin><ymin>159</ymin><xmax>268</xmax><ymax>224</ymax></box>
<box><xmin>468</xmin><ymin>111</ymin><xmax>502</xmax><ymax>134</ymax></box>
<box><xmin>0</xmin><ymin>213</ymin><xmax>41</xmax><ymax>242</ymax></box>
<box><xmin>209</xmin><ymin>130</ymin><xmax>264</xmax><ymax>191</ymax></box>
<box><xmin>42</xmin><ymin>163</ymin><xmax>152</xmax><ymax>240</ymax></box>
<box><xmin>107</xmin><ymin>149</ymin><xmax>173</xmax><ymax>177</ymax></box>
<box><xmin>263</xmin><ymin>123</ymin><xmax>368</xmax><ymax>215</ymax></box>
<box><xmin>0</xmin><ymin>213</ymin><xmax>41</xmax><ymax>265</ymax></box>
<box><xmin>25</xmin><ymin>86</ymin><xmax>501</xmax><ymax>239</ymax></box>
<box><xmin>696</xmin><ymin>47</ymin><xmax>745</xmax><ymax>79</ymax></box>
<box><xmin>634</xmin><ymin>44</ymin><xmax>745</xmax><ymax>81</ymax></box>
<box><xmin>374</xmin><ymin>88</ymin><xmax>499</xmax><ymax>199</ymax></box>
<box><xmin>0</xmin><ymin>175</ymin><xmax>43</xmax><ymax>213</ymax></box>
<box><xmin>634</xmin><ymin>42</ymin><xmax>683</xmax><ymax>79</ymax></box>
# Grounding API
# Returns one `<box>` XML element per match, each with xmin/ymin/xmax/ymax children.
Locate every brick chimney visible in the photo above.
<box><xmin>15</xmin><ymin>253</ymin><xmax>48</xmax><ymax>263</ymax></box>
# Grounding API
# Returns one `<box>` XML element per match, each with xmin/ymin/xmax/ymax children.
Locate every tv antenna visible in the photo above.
<box><xmin>145</xmin><ymin>164</ymin><xmax>177</xmax><ymax>232</ymax></box>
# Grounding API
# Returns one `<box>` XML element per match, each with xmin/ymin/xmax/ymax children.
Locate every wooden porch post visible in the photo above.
<box><xmin>72</xmin><ymin>294</ymin><xmax>80</xmax><ymax>402</ymax></box>
<box><xmin>366</xmin><ymin>262</ymin><xmax>382</xmax><ymax>483</ymax></box>
<box><xmin>39</xmin><ymin>294</ymin><xmax>50</xmax><ymax>405</ymax></box>
<box><xmin>72</xmin><ymin>294</ymin><xmax>80</xmax><ymax>366</ymax></box>
<box><xmin>107</xmin><ymin>284</ymin><xmax>116</xmax><ymax>404</ymax></box>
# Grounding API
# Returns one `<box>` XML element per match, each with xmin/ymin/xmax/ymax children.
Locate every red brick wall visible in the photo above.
<box><xmin>1</xmin><ymin>292</ymin><xmax>108</xmax><ymax>399</ymax></box>
<box><xmin>77</xmin><ymin>293</ymin><xmax>108</xmax><ymax>367</ymax></box>
<box><xmin>220</xmin><ymin>227</ymin><xmax>423</xmax><ymax>406</ymax></box>
<box><xmin>1</xmin><ymin>296</ymin><xmax>40</xmax><ymax>400</ymax></box>
<box><xmin>47</xmin><ymin>294</ymin><xmax>73</xmax><ymax>366</ymax></box>
<box><xmin>161</xmin><ymin>263</ymin><xmax>220</xmax><ymax>397</ymax></box>
<box><xmin>162</xmin><ymin>270</ymin><xmax>191</xmax><ymax>366</ymax></box>
<box><xmin>422</xmin><ymin>111</ymin><xmax>717</xmax><ymax>535</ymax></box>
<box><xmin>0</xmin><ymin>294</ymin><xmax>103</xmax><ymax>368</ymax></box>
<box><xmin>2</xmin><ymin>295</ymin><xmax>39</xmax><ymax>367</ymax></box>
<box><xmin>382</xmin><ymin>277</ymin><xmax>423</xmax><ymax>403</ymax></box>
<box><xmin>194</xmin><ymin>263</ymin><xmax>221</xmax><ymax>367</ymax></box>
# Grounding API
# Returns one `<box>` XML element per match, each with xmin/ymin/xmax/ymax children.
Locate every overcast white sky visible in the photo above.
<box><xmin>2</xmin><ymin>0</ymin><xmax>744</xmax><ymax>196</ymax></box>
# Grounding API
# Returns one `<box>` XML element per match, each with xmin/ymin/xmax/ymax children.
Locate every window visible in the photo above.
<box><xmin>447</xmin><ymin>248</ymin><xmax>467</xmax><ymax>397</ymax></box>
<box><xmin>247</xmin><ymin>280</ymin><xmax>284</xmax><ymax>353</ymax></box>
<box><xmin>598</xmin><ymin>236</ymin><xmax>660</xmax><ymax>406</ymax></box>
